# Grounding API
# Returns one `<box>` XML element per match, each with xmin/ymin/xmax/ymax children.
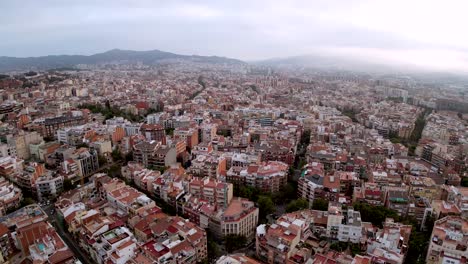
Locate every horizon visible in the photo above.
<box><xmin>2</xmin><ymin>1</ymin><xmax>468</xmax><ymax>73</ymax></box>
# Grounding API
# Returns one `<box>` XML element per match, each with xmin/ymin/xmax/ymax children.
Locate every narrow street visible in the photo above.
<box><xmin>41</xmin><ymin>204</ymin><xmax>93</xmax><ymax>264</ymax></box>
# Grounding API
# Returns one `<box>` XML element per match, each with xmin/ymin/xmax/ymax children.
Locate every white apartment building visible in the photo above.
<box><xmin>338</xmin><ymin>208</ymin><xmax>363</xmax><ymax>243</ymax></box>
<box><xmin>35</xmin><ymin>174</ymin><xmax>64</xmax><ymax>201</ymax></box>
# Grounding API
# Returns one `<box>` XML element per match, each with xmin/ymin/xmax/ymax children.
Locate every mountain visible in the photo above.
<box><xmin>0</xmin><ymin>49</ymin><xmax>245</xmax><ymax>72</ymax></box>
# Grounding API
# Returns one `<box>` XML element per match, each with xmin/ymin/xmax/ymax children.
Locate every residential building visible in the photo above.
<box><xmin>140</xmin><ymin>124</ymin><xmax>166</xmax><ymax>145</ymax></box>
<box><xmin>337</xmin><ymin>208</ymin><xmax>363</xmax><ymax>243</ymax></box>
<box><xmin>226</xmin><ymin>161</ymin><xmax>288</xmax><ymax>193</ymax></box>
<box><xmin>256</xmin><ymin>210</ymin><xmax>315</xmax><ymax>264</ymax></box>
<box><xmin>220</xmin><ymin>198</ymin><xmax>258</xmax><ymax>239</ymax></box>
<box><xmin>217</xmin><ymin>254</ymin><xmax>262</xmax><ymax>264</ymax></box>
<box><xmin>426</xmin><ymin>216</ymin><xmax>468</xmax><ymax>264</ymax></box>
<box><xmin>327</xmin><ymin>202</ymin><xmax>344</xmax><ymax>240</ymax></box>
<box><xmin>35</xmin><ymin>173</ymin><xmax>64</xmax><ymax>201</ymax></box>
<box><xmin>189</xmin><ymin>177</ymin><xmax>233</xmax><ymax>209</ymax></box>
<box><xmin>0</xmin><ymin>177</ymin><xmax>22</xmax><ymax>216</ymax></box>
<box><xmin>133</xmin><ymin>141</ymin><xmax>177</xmax><ymax>168</ymax></box>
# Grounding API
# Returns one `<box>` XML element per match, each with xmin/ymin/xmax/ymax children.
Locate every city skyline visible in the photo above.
<box><xmin>1</xmin><ymin>0</ymin><xmax>468</xmax><ymax>72</ymax></box>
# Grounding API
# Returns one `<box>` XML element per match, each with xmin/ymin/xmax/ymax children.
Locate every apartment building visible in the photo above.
<box><xmin>256</xmin><ymin>210</ymin><xmax>314</xmax><ymax>264</ymax></box>
<box><xmin>384</xmin><ymin>187</ymin><xmax>410</xmax><ymax>217</ymax></box>
<box><xmin>0</xmin><ymin>177</ymin><xmax>22</xmax><ymax>216</ymax></box>
<box><xmin>39</xmin><ymin>114</ymin><xmax>86</xmax><ymax>138</ymax></box>
<box><xmin>189</xmin><ymin>154</ymin><xmax>227</xmax><ymax>179</ymax></box>
<box><xmin>133</xmin><ymin>140</ymin><xmax>177</xmax><ymax>168</ymax></box>
<box><xmin>189</xmin><ymin>177</ymin><xmax>233</xmax><ymax>209</ymax></box>
<box><xmin>89</xmin><ymin>226</ymin><xmax>137</xmax><ymax>264</ymax></box>
<box><xmin>366</xmin><ymin>218</ymin><xmax>412</xmax><ymax>264</ymax></box>
<box><xmin>226</xmin><ymin>161</ymin><xmax>288</xmax><ymax>193</ymax></box>
<box><xmin>0</xmin><ymin>156</ymin><xmax>24</xmax><ymax>182</ymax></box>
<box><xmin>140</xmin><ymin>124</ymin><xmax>166</xmax><ymax>145</ymax></box>
<box><xmin>220</xmin><ymin>198</ymin><xmax>258</xmax><ymax>239</ymax></box>
<box><xmin>337</xmin><ymin>208</ymin><xmax>363</xmax><ymax>243</ymax></box>
<box><xmin>35</xmin><ymin>173</ymin><xmax>64</xmax><ymax>201</ymax></box>
<box><xmin>426</xmin><ymin>216</ymin><xmax>468</xmax><ymax>264</ymax></box>
<box><xmin>174</xmin><ymin>126</ymin><xmax>199</xmax><ymax>149</ymax></box>
<box><xmin>327</xmin><ymin>202</ymin><xmax>344</xmax><ymax>240</ymax></box>
<box><xmin>71</xmin><ymin>147</ymin><xmax>99</xmax><ymax>177</ymax></box>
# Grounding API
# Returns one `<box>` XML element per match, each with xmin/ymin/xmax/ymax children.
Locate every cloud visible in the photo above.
<box><xmin>1</xmin><ymin>0</ymin><xmax>468</xmax><ymax>72</ymax></box>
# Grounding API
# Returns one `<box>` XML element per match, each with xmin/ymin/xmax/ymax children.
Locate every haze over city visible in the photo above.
<box><xmin>2</xmin><ymin>0</ymin><xmax>468</xmax><ymax>72</ymax></box>
<box><xmin>0</xmin><ymin>1</ymin><xmax>467</xmax><ymax>264</ymax></box>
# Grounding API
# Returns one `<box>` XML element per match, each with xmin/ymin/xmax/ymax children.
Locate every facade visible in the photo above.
<box><xmin>189</xmin><ymin>177</ymin><xmax>233</xmax><ymax>209</ymax></box>
<box><xmin>426</xmin><ymin>216</ymin><xmax>468</xmax><ymax>264</ymax></box>
<box><xmin>217</xmin><ymin>254</ymin><xmax>262</xmax><ymax>264</ymax></box>
<box><xmin>337</xmin><ymin>208</ymin><xmax>363</xmax><ymax>243</ymax></box>
<box><xmin>72</xmin><ymin>148</ymin><xmax>99</xmax><ymax>177</ymax></box>
<box><xmin>40</xmin><ymin>114</ymin><xmax>86</xmax><ymax>138</ymax></box>
<box><xmin>0</xmin><ymin>177</ymin><xmax>22</xmax><ymax>215</ymax></box>
<box><xmin>174</xmin><ymin>126</ymin><xmax>199</xmax><ymax>149</ymax></box>
<box><xmin>35</xmin><ymin>174</ymin><xmax>64</xmax><ymax>201</ymax></box>
<box><xmin>256</xmin><ymin>210</ymin><xmax>314</xmax><ymax>264</ymax></box>
<box><xmin>0</xmin><ymin>156</ymin><xmax>24</xmax><ymax>182</ymax></box>
<box><xmin>133</xmin><ymin>141</ymin><xmax>177</xmax><ymax>168</ymax></box>
<box><xmin>189</xmin><ymin>154</ymin><xmax>227</xmax><ymax>179</ymax></box>
<box><xmin>226</xmin><ymin>161</ymin><xmax>288</xmax><ymax>193</ymax></box>
<box><xmin>385</xmin><ymin>187</ymin><xmax>410</xmax><ymax>217</ymax></box>
<box><xmin>140</xmin><ymin>124</ymin><xmax>167</xmax><ymax>145</ymax></box>
<box><xmin>4</xmin><ymin>131</ymin><xmax>43</xmax><ymax>160</ymax></box>
<box><xmin>15</xmin><ymin>162</ymin><xmax>44</xmax><ymax>193</ymax></box>
<box><xmin>326</xmin><ymin>202</ymin><xmax>344</xmax><ymax>240</ymax></box>
<box><xmin>220</xmin><ymin>198</ymin><xmax>259</xmax><ymax>239</ymax></box>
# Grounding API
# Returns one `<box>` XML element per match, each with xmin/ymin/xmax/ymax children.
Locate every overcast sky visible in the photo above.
<box><xmin>1</xmin><ymin>0</ymin><xmax>468</xmax><ymax>72</ymax></box>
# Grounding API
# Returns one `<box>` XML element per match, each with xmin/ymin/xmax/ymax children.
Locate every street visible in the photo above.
<box><xmin>41</xmin><ymin>203</ymin><xmax>93</xmax><ymax>264</ymax></box>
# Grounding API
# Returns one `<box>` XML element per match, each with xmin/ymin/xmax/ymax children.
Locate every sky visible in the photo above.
<box><xmin>1</xmin><ymin>0</ymin><xmax>468</xmax><ymax>72</ymax></box>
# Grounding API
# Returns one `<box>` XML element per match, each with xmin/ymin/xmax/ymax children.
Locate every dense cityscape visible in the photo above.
<box><xmin>1</xmin><ymin>1</ymin><xmax>468</xmax><ymax>264</ymax></box>
<box><xmin>0</xmin><ymin>57</ymin><xmax>466</xmax><ymax>264</ymax></box>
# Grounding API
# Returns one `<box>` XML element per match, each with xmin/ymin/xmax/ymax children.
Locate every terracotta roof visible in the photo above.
<box><xmin>48</xmin><ymin>249</ymin><xmax>75</xmax><ymax>264</ymax></box>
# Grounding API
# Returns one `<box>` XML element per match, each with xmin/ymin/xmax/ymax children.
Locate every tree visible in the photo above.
<box><xmin>234</xmin><ymin>185</ymin><xmax>261</xmax><ymax>202</ymax></box>
<box><xmin>224</xmin><ymin>234</ymin><xmax>247</xmax><ymax>253</ymax></box>
<box><xmin>20</xmin><ymin>197</ymin><xmax>35</xmax><ymax>208</ymax></box>
<box><xmin>282</xmin><ymin>182</ymin><xmax>297</xmax><ymax>201</ymax></box>
<box><xmin>165</xmin><ymin>128</ymin><xmax>175</xmax><ymax>136</ymax></box>
<box><xmin>312</xmin><ymin>198</ymin><xmax>329</xmax><ymax>211</ymax></box>
<box><xmin>286</xmin><ymin>198</ymin><xmax>309</xmax><ymax>212</ymax></box>
<box><xmin>125</xmin><ymin>151</ymin><xmax>133</xmax><ymax>163</ymax></box>
<box><xmin>330</xmin><ymin>241</ymin><xmax>349</xmax><ymax>252</ymax></box>
<box><xmin>76</xmin><ymin>142</ymin><xmax>89</xmax><ymax>149</ymax></box>
<box><xmin>300</xmin><ymin>130</ymin><xmax>311</xmax><ymax>146</ymax></box>
<box><xmin>206</xmin><ymin>239</ymin><xmax>220</xmax><ymax>262</ymax></box>
<box><xmin>353</xmin><ymin>202</ymin><xmax>399</xmax><ymax>228</ymax></box>
<box><xmin>107</xmin><ymin>164</ymin><xmax>122</xmax><ymax>177</ymax></box>
<box><xmin>250</xmin><ymin>134</ymin><xmax>260</xmax><ymax>143</ymax></box>
<box><xmin>63</xmin><ymin>179</ymin><xmax>74</xmax><ymax>191</ymax></box>
<box><xmin>461</xmin><ymin>177</ymin><xmax>468</xmax><ymax>187</ymax></box>
<box><xmin>98</xmin><ymin>155</ymin><xmax>107</xmax><ymax>166</ymax></box>
<box><xmin>111</xmin><ymin>149</ymin><xmax>123</xmax><ymax>161</ymax></box>
<box><xmin>257</xmin><ymin>195</ymin><xmax>275</xmax><ymax>222</ymax></box>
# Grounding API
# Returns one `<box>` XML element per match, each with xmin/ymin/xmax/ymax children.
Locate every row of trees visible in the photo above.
<box><xmin>78</xmin><ymin>102</ymin><xmax>141</xmax><ymax>122</ymax></box>
<box><xmin>189</xmin><ymin>75</ymin><xmax>207</xmax><ymax>99</ymax></box>
<box><xmin>234</xmin><ymin>182</ymin><xmax>299</xmax><ymax>223</ymax></box>
<box><xmin>389</xmin><ymin>108</ymin><xmax>431</xmax><ymax>155</ymax></box>
<box><xmin>340</xmin><ymin>108</ymin><xmax>359</xmax><ymax>123</ymax></box>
